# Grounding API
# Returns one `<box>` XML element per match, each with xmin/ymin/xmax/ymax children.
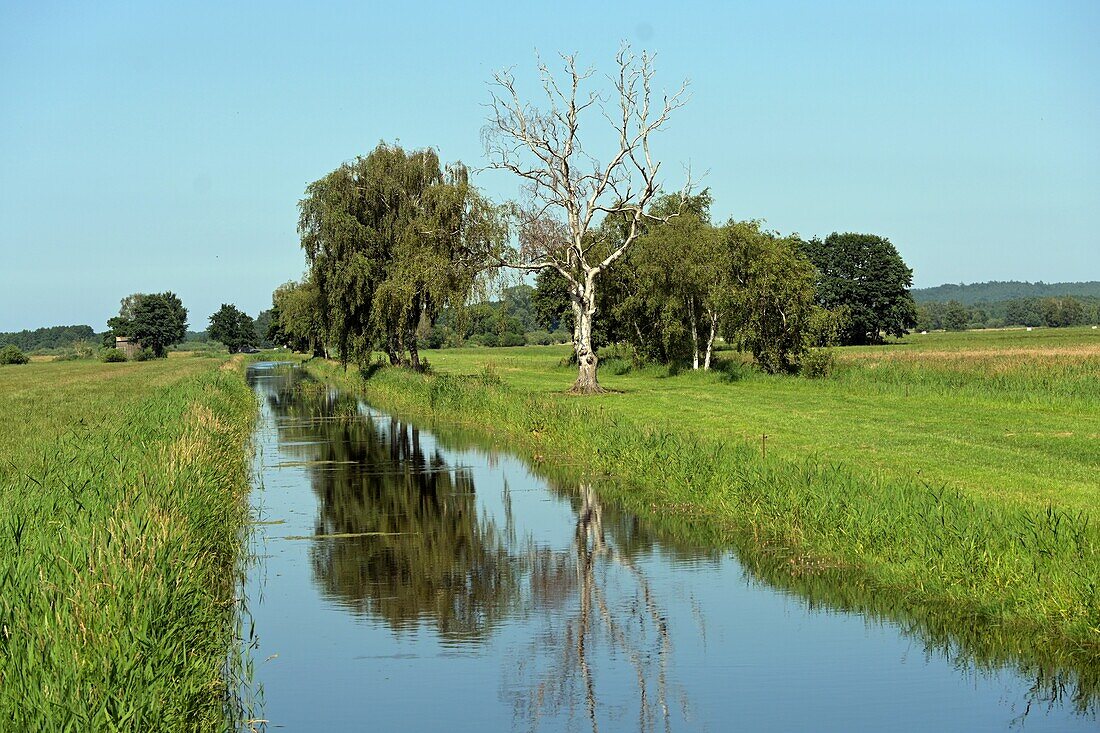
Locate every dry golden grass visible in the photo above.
<box><xmin>843</xmin><ymin>344</ymin><xmax>1100</xmax><ymax>362</ymax></box>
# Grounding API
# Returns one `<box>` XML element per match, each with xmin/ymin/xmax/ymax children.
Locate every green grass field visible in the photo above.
<box><xmin>418</xmin><ymin>327</ymin><xmax>1100</xmax><ymax>512</ymax></box>
<box><xmin>306</xmin><ymin>326</ymin><xmax>1099</xmax><ymax>691</ymax></box>
<box><xmin>0</xmin><ymin>357</ymin><xmax>256</xmax><ymax>731</ymax></box>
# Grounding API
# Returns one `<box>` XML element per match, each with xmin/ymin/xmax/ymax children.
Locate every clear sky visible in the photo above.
<box><xmin>1</xmin><ymin>0</ymin><xmax>1097</xmax><ymax>332</ymax></box>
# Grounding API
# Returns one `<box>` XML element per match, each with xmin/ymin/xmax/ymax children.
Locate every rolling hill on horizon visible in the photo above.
<box><xmin>912</xmin><ymin>281</ymin><xmax>1100</xmax><ymax>305</ymax></box>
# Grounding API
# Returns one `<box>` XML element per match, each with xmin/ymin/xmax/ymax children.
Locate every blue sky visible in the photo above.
<box><xmin>1</xmin><ymin>0</ymin><xmax>1097</xmax><ymax>332</ymax></box>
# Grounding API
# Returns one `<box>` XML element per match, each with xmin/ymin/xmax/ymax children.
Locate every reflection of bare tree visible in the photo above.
<box><xmin>248</xmin><ymin>365</ymin><xmax>1099</xmax><ymax>725</ymax></box>
<box><xmin>508</xmin><ymin>484</ymin><xmax>683</xmax><ymax>733</ymax></box>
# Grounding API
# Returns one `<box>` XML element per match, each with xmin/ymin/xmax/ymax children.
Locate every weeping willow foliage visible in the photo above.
<box><xmin>298</xmin><ymin>142</ymin><xmax>503</xmax><ymax>369</ymax></box>
<box><xmin>721</xmin><ymin>221</ymin><xmax>822</xmax><ymax>373</ymax></box>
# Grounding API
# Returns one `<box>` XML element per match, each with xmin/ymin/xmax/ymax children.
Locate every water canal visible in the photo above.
<box><xmin>243</xmin><ymin>363</ymin><xmax>1096</xmax><ymax>731</ymax></box>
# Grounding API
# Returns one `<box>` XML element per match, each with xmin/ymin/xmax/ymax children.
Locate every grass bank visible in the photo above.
<box><xmin>415</xmin><ymin>327</ymin><xmax>1100</xmax><ymax>511</ymax></box>
<box><xmin>0</xmin><ymin>357</ymin><xmax>257</xmax><ymax>731</ymax></box>
<box><xmin>304</xmin><ymin>328</ymin><xmax>1099</xmax><ymax>695</ymax></box>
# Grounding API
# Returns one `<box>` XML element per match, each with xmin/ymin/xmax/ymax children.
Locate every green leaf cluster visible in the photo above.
<box><xmin>297</xmin><ymin>142</ymin><xmax>503</xmax><ymax>368</ymax></box>
<box><xmin>798</xmin><ymin>233</ymin><xmax>917</xmax><ymax>345</ymax></box>
<box><xmin>0</xmin><ymin>344</ymin><xmax>29</xmax><ymax>365</ymax></box>
<box><xmin>105</xmin><ymin>292</ymin><xmax>188</xmax><ymax>357</ymax></box>
<box><xmin>206</xmin><ymin>303</ymin><xmax>256</xmax><ymax>352</ymax></box>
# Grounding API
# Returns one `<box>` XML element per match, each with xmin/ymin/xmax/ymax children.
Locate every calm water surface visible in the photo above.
<box><xmin>243</xmin><ymin>363</ymin><xmax>1096</xmax><ymax>731</ymax></box>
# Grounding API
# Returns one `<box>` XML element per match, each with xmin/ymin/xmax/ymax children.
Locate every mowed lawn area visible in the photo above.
<box><xmin>418</xmin><ymin>327</ymin><xmax>1099</xmax><ymax>513</ymax></box>
<box><xmin>0</xmin><ymin>356</ymin><xmax>256</xmax><ymax>730</ymax></box>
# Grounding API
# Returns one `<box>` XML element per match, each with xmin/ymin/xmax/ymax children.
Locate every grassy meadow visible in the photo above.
<box><xmin>306</xmin><ymin>326</ymin><xmax>1099</xmax><ymax>685</ymax></box>
<box><xmin>420</xmin><ymin>326</ymin><xmax>1100</xmax><ymax>511</ymax></box>
<box><xmin>0</xmin><ymin>357</ymin><xmax>257</xmax><ymax>731</ymax></box>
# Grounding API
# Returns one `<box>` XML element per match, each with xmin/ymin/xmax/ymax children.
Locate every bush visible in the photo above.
<box><xmin>101</xmin><ymin>348</ymin><xmax>127</xmax><ymax>363</ymax></box>
<box><xmin>133</xmin><ymin>347</ymin><xmax>155</xmax><ymax>362</ymax></box>
<box><xmin>524</xmin><ymin>330</ymin><xmax>553</xmax><ymax>346</ymax></box>
<box><xmin>0</xmin><ymin>345</ymin><xmax>29</xmax><ymax>365</ymax></box>
<box><xmin>469</xmin><ymin>332</ymin><xmax>498</xmax><ymax>347</ymax></box>
<box><xmin>52</xmin><ymin>339</ymin><xmax>99</xmax><ymax>362</ymax></box>
<box><xmin>800</xmin><ymin>347</ymin><xmax>836</xmax><ymax>378</ymax></box>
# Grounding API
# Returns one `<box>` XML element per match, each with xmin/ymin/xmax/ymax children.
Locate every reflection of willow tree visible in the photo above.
<box><xmin>250</xmin><ymin>367</ymin><xmax>1098</xmax><ymax>720</ymax></box>
<box><xmin>509</xmin><ymin>484</ymin><xmax>684</xmax><ymax>733</ymax></box>
<box><xmin>267</xmin><ymin>372</ymin><xmax>517</xmax><ymax>642</ymax></box>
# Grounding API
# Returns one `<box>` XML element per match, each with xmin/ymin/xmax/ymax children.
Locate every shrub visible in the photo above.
<box><xmin>101</xmin><ymin>348</ymin><xmax>127</xmax><ymax>363</ymax></box>
<box><xmin>0</xmin><ymin>345</ymin><xmax>29</xmax><ymax>365</ymax></box>
<box><xmin>525</xmin><ymin>330</ymin><xmax>553</xmax><ymax>346</ymax></box>
<box><xmin>470</xmin><ymin>332</ymin><xmax>497</xmax><ymax>347</ymax></box>
<box><xmin>133</xmin><ymin>347</ymin><xmax>155</xmax><ymax>362</ymax></box>
<box><xmin>800</xmin><ymin>347</ymin><xmax>836</xmax><ymax>378</ymax></box>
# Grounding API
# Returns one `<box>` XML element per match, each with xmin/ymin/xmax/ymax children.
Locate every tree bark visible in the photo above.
<box><xmin>689</xmin><ymin>296</ymin><xmax>699</xmax><ymax>370</ymax></box>
<box><xmin>385</xmin><ymin>333</ymin><xmax>401</xmax><ymax>366</ymax></box>
<box><xmin>570</xmin><ymin>279</ymin><xmax>604</xmax><ymax>394</ymax></box>
<box><xmin>703</xmin><ymin>309</ymin><xmax>718</xmax><ymax>371</ymax></box>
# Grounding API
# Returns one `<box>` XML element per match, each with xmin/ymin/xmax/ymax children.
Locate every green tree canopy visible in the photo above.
<box><xmin>271</xmin><ymin>278</ymin><xmax>326</xmax><ymax>356</ymax></box>
<box><xmin>253</xmin><ymin>309</ymin><xmax>275</xmax><ymax>348</ymax></box>
<box><xmin>722</xmin><ymin>222</ymin><xmax>823</xmax><ymax>373</ymax></box>
<box><xmin>941</xmin><ymin>300</ymin><xmax>969</xmax><ymax>331</ymax></box>
<box><xmin>207</xmin><ymin>303</ymin><xmax>257</xmax><ymax>351</ymax></box>
<box><xmin>615</xmin><ymin>191</ymin><xmax>725</xmax><ymax>369</ymax></box>
<box><xmin>798</xmin><ymin>232</ymin><xmax>917</xmax><ymax>345</ymax></box>
<box><xmin>0</xmin><ymin>325</ymin><xmax>96</xmax><ymax>352</ymax></box>
<box><xmin>106</xmin><ymin>292</ymin><xmax>188</xmax><ymax>357</ymax></box>
<box><xmin>299</xmin><ymin>142</ymin><xmax>502</xmax><ymax>369</ymax></box>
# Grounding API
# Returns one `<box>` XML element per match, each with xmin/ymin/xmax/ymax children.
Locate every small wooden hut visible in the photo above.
<box><xmin>115</xmin><ymin>336</ymin><xmax>140</xmax><ymax>359</ymax></box>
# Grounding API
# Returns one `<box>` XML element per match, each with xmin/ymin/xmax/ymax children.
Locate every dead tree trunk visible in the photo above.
<box><xmin>570</xmin><ymin>276</ymin><xmax>603</xmax><ymax>394</ymax></box>
<box><xmin>485</xmin><ymin>49</ymin><xmax>689</xmax><ymax>396</ymax></box>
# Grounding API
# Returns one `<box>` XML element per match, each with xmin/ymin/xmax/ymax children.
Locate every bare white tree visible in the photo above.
<box><xmin>484</xmin><ymin>47</ymin><xmax>690</xmax><ymax>393</ymax></box>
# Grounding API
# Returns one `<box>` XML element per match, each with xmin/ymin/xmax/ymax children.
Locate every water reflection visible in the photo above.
<box><xmin>255</xmin><ymin>367</ymin><xmax>686</xmax><ymax>727</ymax></box>
<box><xmin>267</xmin><ymin>378</ymin><xmax>516</xmax><ymax>641</ymax></box>
<box><xmin>504</xmin><ymin>483</ymin><xmax>681</xmax><ymax>733</ymax></box>
<box><xmin>246</xmin><ymin>364</ymin><xmax>1097</xmax><ymax>731</ymax></box>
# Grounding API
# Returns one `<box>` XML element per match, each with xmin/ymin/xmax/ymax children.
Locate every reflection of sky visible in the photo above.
<box><xmin>244</xmin><ymin>369</ymin><xmax>1094</xmax><ymax>732</ymax></box>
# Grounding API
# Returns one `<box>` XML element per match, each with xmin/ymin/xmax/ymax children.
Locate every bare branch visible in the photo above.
<box><xmin>484</xmin><ymin>46</ymin><xmax>689</xmax><ymax>388</ymax></box>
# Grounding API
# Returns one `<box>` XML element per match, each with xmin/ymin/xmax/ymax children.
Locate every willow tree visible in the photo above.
<box><xmin>485</xmin><ymin>48</ymin><xmax>690</xmax><ymax>393</ymax></box>
<box><xmin>271</xmin><ymin>277</ymin><xmax>326</xmax><ymax>356</ymax></box>
<box><xmin>299</xmin><ymin>143</ymin><xmax>501</xmax><ymax>369</ymax></box>
<box><xmin>722</xmin><ymin>222</ymin><xmax>821</xmax><ymax>373</ymax></box>
<box><xmin>615</xmin><ymin>191</ymin><xmax>725</xmax><ymax>370</ymax></box>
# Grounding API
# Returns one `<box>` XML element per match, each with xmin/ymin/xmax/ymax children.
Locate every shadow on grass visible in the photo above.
<box><xmin>353</xmin><ymin>362</ymin><xmax>385</xmax><ymax>381</ymax></box>
<box><xmin>594</xmin><ymin>355</ymin><xmax>753</xmax><ymax>386</ymax></box>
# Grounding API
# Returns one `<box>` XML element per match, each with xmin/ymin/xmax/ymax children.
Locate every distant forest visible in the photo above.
<box><xmin>913</xmin><ymin>281</ymin><xmax>1100</xmax><ymax>331</ymax></box>
<box><xmin>913</xmin><ymin>281</ymin><xmax>1100</xmax><ymax>305</ymax></box>
<box><xmin>0</xmin><ymin>325</ymin><xmax>217</xmax><ymax>353</ymax></box>
<box><xmin>6</xmin><ymin>280</ymin><xmax>1098</xmax><ymax>354</ymax></box>
<box><xmin>0</xmin><ymin>325</ymin><xmax>97</xmax><ymax>351</ymax></box>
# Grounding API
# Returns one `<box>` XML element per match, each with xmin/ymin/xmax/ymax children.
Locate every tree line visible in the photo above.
<box><xmin>917</xmin><ymin>296</ymin><xmax>1099</xmax><ymax>331</ymax></box>
<box><xmin>0</xmin><ymin>325</ymin><xmax>96</xmax><ymax>352</ymax></box>
<box><xmin>913</xmin><ymin>280</ymin><xmax>1100</xmax><ymax>305</ymax></box>
<box><xmin>267</xmin><ymin>49</ymin><xmax>919</xmax><ymax>391</ymax></box>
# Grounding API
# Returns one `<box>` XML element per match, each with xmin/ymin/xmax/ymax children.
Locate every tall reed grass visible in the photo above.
<box><xmin>0</xmin><ymin>360</ymin><xmax>257</xmax><ymax>731</ymax></box>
